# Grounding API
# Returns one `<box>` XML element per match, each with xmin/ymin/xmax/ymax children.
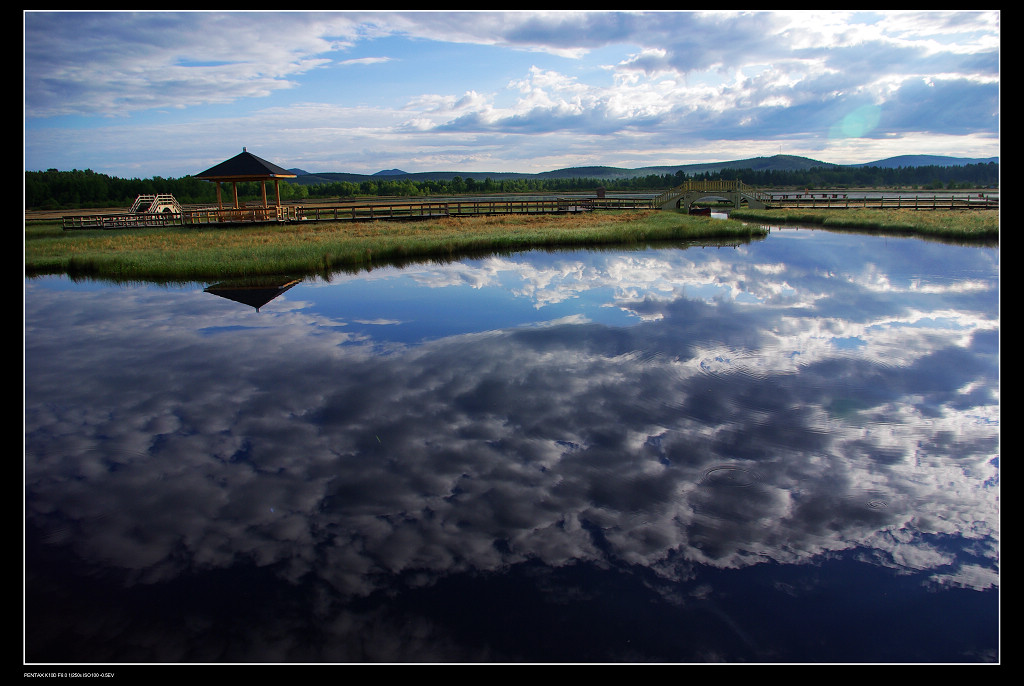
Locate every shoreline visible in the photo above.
<box><xmin>730</xmin><ymin>207</ymin><xmax>997</xmax><ymax>242</ymax></box>
<box><xmin>25</xmin><ymin>210</ymin><xmax>766</xmax><ymax>282</ymax></box>
<box><xmin>24</xmin><ymin>208</ymin><xmax>997</xmax><ymax>283</ymax></box>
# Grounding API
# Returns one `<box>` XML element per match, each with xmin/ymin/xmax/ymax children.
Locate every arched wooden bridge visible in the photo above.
<box><xmin>654</xmin><ymin>179</ymin><xmax>771</xmax><ymax>211</ymax></box>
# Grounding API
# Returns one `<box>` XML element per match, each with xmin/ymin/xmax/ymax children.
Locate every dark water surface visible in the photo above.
<box><xmin>24</xmin><ymin>228</ymin><xmax>999</xmax><ymax>663</ymax></box>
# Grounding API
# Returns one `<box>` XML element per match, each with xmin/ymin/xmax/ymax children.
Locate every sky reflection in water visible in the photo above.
<box><xmin>24</xmin><ymin>228</ymin><xmax>999</xmax><ymax>663</ymax></box>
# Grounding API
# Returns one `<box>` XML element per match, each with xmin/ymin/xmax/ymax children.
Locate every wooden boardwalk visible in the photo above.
<box><xmin>60</xmin><ymin>187</ymin><xmax>998</xmax><ymax>230</ymax></box>
<box><xmin>758</xmin><ymin>192</ymin><xmax>998</xmax><ymax>210</ymax></box>
<box><xmin>654</xmin><ymin>179</ymin><xmax>998</xmax><ymax>212</ymax></box>
<box><xmin>61</xmin><ymin>196</ymin><xmax>652</xmax><ymax>230</ymax></box>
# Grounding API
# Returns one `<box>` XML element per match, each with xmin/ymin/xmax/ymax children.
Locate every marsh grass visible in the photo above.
<box><xmin>25</xmin><ymin>210</ymin><xmax>766</xmax><ymax>280</ymax></box>
<box><xmin>730</xmin><ymin>208</ymin><xmax>998</xmax><ymax>240</ymax></box>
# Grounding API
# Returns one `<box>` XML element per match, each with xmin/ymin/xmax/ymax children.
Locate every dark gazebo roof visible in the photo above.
<box><xmin>204</xmin><ymin>278</ymin><xmax>302</xmax><ymax>311</ymax></box>
<box><xmin>195</xmin><ymin>148</ymin><xmax>296</xmax><ymax>182</ymax></box>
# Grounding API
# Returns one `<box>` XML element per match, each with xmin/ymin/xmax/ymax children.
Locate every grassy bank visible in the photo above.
<box><xmin>730</xmin><ymin>208</ymin><xmax>998</xmax><ymax>240</ymax></box>
<box><xmin>25</xmin><ymin>210</ymin><xmax>767</xmax><ymax>281</ymax></box>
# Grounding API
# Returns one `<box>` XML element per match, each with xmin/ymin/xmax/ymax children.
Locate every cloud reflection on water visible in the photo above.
<box><xmin>24</xmin><ymin>229</ymin><xmax>998</xmax><ymax>661</ymax></box>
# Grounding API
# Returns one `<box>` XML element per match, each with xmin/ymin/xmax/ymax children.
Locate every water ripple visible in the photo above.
<box><xmin>697</xmin><ymin>465</ymin><xmax>763</xmax><ymax>488</ymax></box>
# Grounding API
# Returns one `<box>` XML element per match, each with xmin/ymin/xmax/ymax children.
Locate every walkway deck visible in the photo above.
<box><xmin>653</xmin><ymin>179</ymin><xmax>998</xmax><ymax>212</ymax></box>
<box><xmin>61</xmin><ymin>196</ymin><xmax>652</xmax><ymax>230</ymax></box>
<box><xmin>758</xmin><ymin>192</ymin><xmax>998</xmax><ymax>210</ymax></box>
<box><xmin>59</xmin><ymin>186</ymin><xmax>998</xmax><ymax>230</ymax></box>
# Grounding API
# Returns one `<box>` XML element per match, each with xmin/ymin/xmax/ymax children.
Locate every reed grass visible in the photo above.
<box><xmin>730</xmin><ymin>208</ymin><xmax>998</xmax><ymax>240</ymax></box>
<box><xmin>25</xmin><ymin>211</ymin><xmax>766</xmax><ymax>280</ymax></box>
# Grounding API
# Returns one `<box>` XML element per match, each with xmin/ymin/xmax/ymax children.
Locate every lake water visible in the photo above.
<box><xmin>24</xmin><ymin>227</ymin><xmax>999</xmax><ymax>664</ymax></box>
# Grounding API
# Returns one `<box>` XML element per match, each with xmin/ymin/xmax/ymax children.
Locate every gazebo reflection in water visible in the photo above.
<box><xmin>204</xmin><ymin>277</ymin><xmax>302</xmax><ymax>312</ymax></box>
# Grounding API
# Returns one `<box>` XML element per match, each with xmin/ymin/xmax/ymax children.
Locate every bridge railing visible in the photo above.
<box><xmin>654</xmin><ymin>179</ymin><xmax>751</xmax><ymax>207</ymax></box>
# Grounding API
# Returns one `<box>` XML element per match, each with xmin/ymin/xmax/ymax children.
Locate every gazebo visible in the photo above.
<box><xmin>195</xmin><ymin>148</ymin><xmax>297</xmax><ymax>216</ymax></box>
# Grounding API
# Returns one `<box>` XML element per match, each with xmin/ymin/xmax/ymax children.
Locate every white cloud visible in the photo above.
<box><xmin>24</xmin><ymin>10</ymin><xmax>999</xmax><ymax>176</ymax></box>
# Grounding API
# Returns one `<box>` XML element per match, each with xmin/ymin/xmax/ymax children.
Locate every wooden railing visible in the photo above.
<box><xmin>652</xmin><ymin>181</ymin><xmax>997</xmax><ymax>211</ymax></box>
<box><xmin>653</xmin><ymin>179</ymin><xmax>757</xmax><ymax>207</ymax></box>
<box><xmin>185</xmin><ymin>205</ymin><xmax>292</xmax><ymax>224</ymax></box>
<box><xmin>59</xmin><ymin>197</ymin><xmax>655</xmax><ymax>229</ymax></box>
<box><xmin>59</xmin><ymin>189</ymin><xmax>996</xmax><ymax>231</ymax></box>
<box><xmin>128</xmin><ymin>193</ymin><xmax>183</xmax><ymax>214</ymax></box>
<box><xmin>62</xmin><ymin>196</ymin><xmax>661</xmax><ymax>229</ymax></box>
<box><xmin>759</xmin><ymin>192</ymin><xmax>998</xmax><ymax>210</ymax></box>
<box><xmin>292</xmin><ymin>197</ymin><xmax>654</xmax><ymax>222</ymax></box>
<box><xmin>62</xmin><ymin>205</ymin><xmax>288</xmax><ymax>229</ymax></box>
<box><xmin>62</xmin><ymin>212</ymin><xmax>187</xmax><ymax>230</ymax></box>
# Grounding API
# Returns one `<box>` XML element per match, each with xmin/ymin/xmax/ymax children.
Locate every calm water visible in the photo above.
<box><xmin>24</xmin><ymin>227</ymin><xmax>999</xmax><ymax>663</ymax></box>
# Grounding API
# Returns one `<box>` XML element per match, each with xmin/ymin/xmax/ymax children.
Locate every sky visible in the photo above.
<box><xmin>23</xmin><ymin>10</ymin><xmax>1000</xmax><ymax>179</ymax></box>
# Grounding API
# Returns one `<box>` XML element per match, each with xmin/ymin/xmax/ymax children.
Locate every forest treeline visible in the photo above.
<box><xmin>25</xmin><ymin>162</ymin><xmax>999</xmax><ymax>210</ymax></box>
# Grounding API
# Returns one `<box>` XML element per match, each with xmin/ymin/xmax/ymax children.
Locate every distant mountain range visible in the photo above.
<box><xmin>286</xmin><ymin>154</ymin><xmax>997</xmax><ymax>185</ymax></box>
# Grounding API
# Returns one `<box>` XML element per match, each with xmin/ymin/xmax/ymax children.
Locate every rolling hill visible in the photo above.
<box><xmin>287</xmin><ymin>154</ymin><xmax>997</xmax><ymax>186</ymax></box>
